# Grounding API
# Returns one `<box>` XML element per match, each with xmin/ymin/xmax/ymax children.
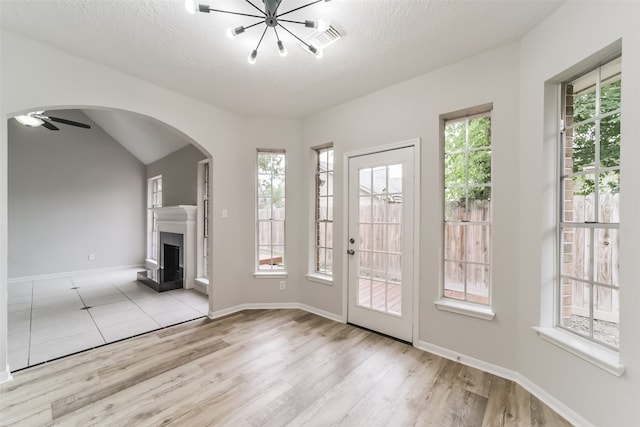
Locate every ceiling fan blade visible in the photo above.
<box><xmin>41</xmin><ymin>120</ymin><xmax>60</xmax><ymax>131</ymax></box>
<box><xmin>47</xmin><ymin>116</ymin><xmax>91</xmax><ymax>129</ymax></box>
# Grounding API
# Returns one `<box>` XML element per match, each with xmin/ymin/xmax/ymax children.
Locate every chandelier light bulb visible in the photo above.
<box><xmin>184</xmin><ymin>0</ymin><xmax>196</xmax><ymax>14</ymax></box>
<box><xmin>277</xmin><ymin>41</ymin><xmax>287</xmax><ymax>57</ymax></box>
<box><xmin>248</xmin><ymin>49</ymin><xmax>258</xmax><ymax>64</ymax></box>
<box><xmin>308</xmin><ymin>45</ymin><xmax>323</xmax><ymax>59</ymax></box>
<box><xmin>227</xmin><ymin>26</ymin><xmax>245</xmax><ymax>39</ymax></box>
<box><xmin>317</xmin><ymin>19</ymin><xmax>328</xmax><ymax>32</ymax></box>
<box><xmin>305</xmin><ymin>19</ymin><xmax>329</xmax><ymax>31</ymax></box>
<box><xmin>188</xmin><ymin>0</ymin><xmax>336</xmax><ymax>64</ymax></box>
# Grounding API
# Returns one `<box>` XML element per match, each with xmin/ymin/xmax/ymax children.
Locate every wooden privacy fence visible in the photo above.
<box><xmin>358</xmin><ymin>202</ymin><xmax>403</xmax><ymax>281</ymax></box>
<box><xmin>564</xmin><ymin>193</ymin><xmax>620</xmax><ymax>322</ymax></box>
<box><xmin>443</xmin><ymin>200</ymin><xmax>490</xmax><ymax>296</ymax></box>
<box><xmin>261</xmin><ymin>194</ymin><xmax>620</xmax><ymax>324</ymax></box>
<box><xmin>257</xmin><ymin>207</ymin><xmax>285</xmax><ymax>264</ymax></box>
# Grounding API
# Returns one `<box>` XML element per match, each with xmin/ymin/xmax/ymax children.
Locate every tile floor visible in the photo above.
<box><xmin>7</xmin><ymin>268</ymin><xmax>209</xmax><ymax>371</ymax></box>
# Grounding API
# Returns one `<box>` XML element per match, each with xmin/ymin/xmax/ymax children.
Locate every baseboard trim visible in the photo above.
<box><xmin>8</xmin><ymin>264</ymin><xmax>146</xmax><ymax>283</ymax></box>
<box><xmin>192</xmin><ymin>280</ymin><xmax>208</xmax><ymax>295</ymax></box>
<box><xmin>415</xmin><ymin>340</ymin><xmax>594</xmax><ymax>427</ymax></box>
<box><xmin>513</xmin><ymin>372</ymin><xmax>594</xmax><ymax>427</ymax></box>
<box><xmin>0</xmin><ymin>366</ymin><xmax>13</xmax><ymax>384</ymax></box>
<box><xmin>298</xmin><ymin>303</ymin><xmax>346</xmax><ymax>323</ymax></box>
<box><xmin>415</xmin><ymin>340</ymin><xmax>516</xmax><ymax>380</ymax></box>
<box><xmin>208</xmin><ymin>302</ymin><xmax>345</xmax><ymax>324</ymax></box>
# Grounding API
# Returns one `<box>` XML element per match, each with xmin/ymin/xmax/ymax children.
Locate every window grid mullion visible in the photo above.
<box><xmin>558</xmin><ymin>57</ymin><xmax>621</xmax><ymax>350</ymax></box>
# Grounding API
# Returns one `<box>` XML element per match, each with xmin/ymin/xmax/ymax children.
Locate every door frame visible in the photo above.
<box><xmin>342</xmin><ymin>138</ymin><xmax>421</xmax><ymax>344</ymax></box>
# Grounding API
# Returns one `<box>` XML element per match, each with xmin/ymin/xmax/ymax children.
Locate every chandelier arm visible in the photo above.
<box><xmin>254</xmin><ymin>26</ymin><xmax>269</xmax><ymax>51</ymax></box>
<box><xmin>277</xmin><ymin>19</ymin><xmax>307</xmax><ymax>26</ymax></box>
<box><xmin>276</xmin><ymin>0</ymin><xmax>323</xmax><ymax>19</ymax></box>
<box><xmin>243</xmin><ymin>0</ymin><xmax>267</xmax><ymax>16</ymax></box>
<box><xmin>277</xmin><ymin>23</ymin><xmax>313</xmax><ymax>49</ymax></box>
<box><xmin>273</xmin><ymin>26</ymin><xmax>282</xmax><ymax>41</ymax></box>
<box><xmin>244</xmin><ymin>21</ymin><xmax>267</xmax><ymax>31</ymax></box>
<box><xmin>207</xmin><ymin>8</ymin><xmax>264</xmax><ymax>19</ymax></box>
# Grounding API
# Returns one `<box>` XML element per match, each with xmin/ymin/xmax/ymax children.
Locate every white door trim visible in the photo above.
<box><xmin>342</xmin><ymin>138</ymin><xmax>421</xmax><ymax>344</ymax></box>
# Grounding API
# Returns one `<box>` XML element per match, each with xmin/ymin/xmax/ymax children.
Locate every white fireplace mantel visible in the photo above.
<box><xmin>152</xmin><ymin>205</ymin><xmax>197</xmax><ymax>289</ymax></box>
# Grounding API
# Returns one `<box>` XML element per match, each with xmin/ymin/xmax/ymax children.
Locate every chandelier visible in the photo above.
<box><xmin>185</xmin><ymin>0</ymin><xmax>332</xmax><ymax>64</ymax></box>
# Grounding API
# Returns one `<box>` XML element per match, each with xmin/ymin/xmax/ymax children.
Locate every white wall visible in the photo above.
<box><xmin>302</xmin><ymin>42</ymin><xmax>521</xmax><ymax>371</ymax></box>
<box><xmin>235</xmin><ymin>118</ymin><xmax>304</xmax><ymax>303</ymax></box>
<box><xmin>8</xmin><ymin>109</ymin><xmax>146</xmax><ymax>278</ymax></box>
<box><xmin>2</xmin><ymin>3</ymin><xmax>639</xmax><ymax>425</ymax></box>
<box><xmin>146</xmin><ymin>144</ymin><xmax>206</xmax><ymax>207</ymax></box>
<box><xmin>0</xmin><ymin>31</ymin><xmax>302</xmax><ymax>381</ymax></box>
<box><xmin>517</xmin><ymin>2</ymin><xmax>640</xmax><ymax>426</ymax></box>
<box><xmin>301</xmin><ymin>3</ymin><xmax>640</xmax><ymax>425</ymax></box>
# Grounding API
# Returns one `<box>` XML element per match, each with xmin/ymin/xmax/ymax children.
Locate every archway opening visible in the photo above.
<box><xmin>5</xmin><ymin>106</ymin><xmax>213</xmax><ymax>371</ymax></box>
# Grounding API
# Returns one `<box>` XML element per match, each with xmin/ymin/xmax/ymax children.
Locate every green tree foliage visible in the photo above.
<box><xmin>571</xmin><ymin>79</ymin><xmax>621</xmax><ymax>195</ymax></box>
<box><xmin>258</xmin><ymin>152</ymin><xmax>286</xmax><ymax>208</ymax></box>
<box><xmin>444</xmin><ymin>117</ymin><xmax>492</xmax><ymax>205</ymax></box>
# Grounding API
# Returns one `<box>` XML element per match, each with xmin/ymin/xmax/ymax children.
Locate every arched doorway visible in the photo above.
<box><xmin>4</xmin><ymin>106</ymin><xmax>214</xmax><ymax>372</ymax></box>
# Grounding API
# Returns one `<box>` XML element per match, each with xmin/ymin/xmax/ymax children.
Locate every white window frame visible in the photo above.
<box><xmin>146</xmin><ymin>175</ymin><xmax>162</xmax><ymax>266</ymax></box>
<box><xmin>307</xmin><ymin>144</ymin><xmax>334</xmax><ymax>285</ymax></box>
<box><xmin>254</xmin><ymin>150</ymin><xmax>288</xmax><ymax>278</ymax></box>
<box><xmin>196</xmin><ymin>159</ymin><xmax>210</xmax><ymax>283</ymax></box>
<box><xmin>534</xmin><ymin>46</ymin><xmax>624</xmax><ymax>377</ymax></box>
<box><xmin>557</xmin><ymin>58</ymin><xmax>621</xmax><ymax>351</ymax></box>
<box><xmin>435</xmin><ymin>104</ymin><xmax>495</xmax><ymax>321</ymax></box>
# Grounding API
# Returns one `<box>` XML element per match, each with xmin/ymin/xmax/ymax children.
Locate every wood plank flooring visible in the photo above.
<box><xmin>0</xmin><ymin>309</ymin><xmax>572</xmax><ymax>426</ymax></box>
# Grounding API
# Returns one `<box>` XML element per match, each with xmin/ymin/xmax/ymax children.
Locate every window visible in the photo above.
<box><xmin>197</xmin><ymin>160</ymin><xmax>210</xmax><ymax>280</ymax></box>
<box><xmin>559</xmin><ymin>57</ymin><xmax>621</xmax><ymax>350</ymax></box>
<box><xmin>314</xmin><ymin>146</ymin><xmax>334</xmax><ymax>276</ymax></box>
<box><xmin>257</xmin><ymin>150</ymin><xmax>286</xmax><ymax>272</ymax></box>
<box><xmin>443</xmin><ymin>112</ymin><xmax>492</xmax><ymax>305</ymax></box>
<box><xmin>147</xmin><ymin>175</ymin><xmax>162</xmax><ymax>262</ymax></box>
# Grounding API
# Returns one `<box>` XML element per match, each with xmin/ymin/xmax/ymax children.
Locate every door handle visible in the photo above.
<box><xmin>347</xmin><ymin>249</ymin><xmax>355</xmax><ymax>255</ymax></box>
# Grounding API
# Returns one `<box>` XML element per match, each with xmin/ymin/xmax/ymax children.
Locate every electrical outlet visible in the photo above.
<box><xmin>279</xmin><ymin>281</ymin><xmax>286</xmax><ymax>291</ymax></box>
<box><xmin>88</xmin><ymin>253</ymin><xmax>95</xmax><ymax>261</ymax></box>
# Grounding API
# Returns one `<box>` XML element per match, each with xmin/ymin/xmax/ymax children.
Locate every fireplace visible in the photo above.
<box><xmin>137</xmin><ymin>205</ymin><xmax>197</xmax><ymax>292</ymax></box>
<box><xmin>138</xmin><ymin>232</ymin><xmax>184</xmax><ymax>292</ymax></box>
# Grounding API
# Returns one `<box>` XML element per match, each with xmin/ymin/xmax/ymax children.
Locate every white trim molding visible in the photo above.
<box><xmin>253</xmin><ymin>272</ymin><xmax>289</xmax><ymax>279</ymax></box>
<box><xmin>0</xmin><ymin>366</ymin><xmax>13</xmax><ymax>384</ymax></box>
<box><xmin>534</xmin><ymin>327</ymin><xmax>625</xmax><ymax>377</ymax></box>
<box><xmin>416</xmin><ymin>340</ymin><xmax>596</xmax><ymax>427</ymax></box>
<box><xmin>208</xmin><ymin>303</ymin><xmax>346</xmax><ymax>324</ymax></box>
<box><xmin>154</xmin><ymin>205</ymin><xmax>197</xmax><ymax>289</ymax></box>
<box><xmin>434</xmin><ymin>298</ymin><xmax>496</xmax><ymax>321</ymax></box>
<box><xmin>7</xmin><ymin>264</ymin><xmax>145</xmax><ymax>284</ymax></box>
<box><xmin>305</xmin><ymin>273</ymin><xmax>333</xmax><ymax>286</ymax></box>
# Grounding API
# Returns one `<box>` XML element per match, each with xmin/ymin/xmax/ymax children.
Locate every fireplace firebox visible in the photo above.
<box><xmin>137</xmin><ymin>232</ymin><xmax>184</xmax><ymax>292</ymax></box>
<box><xmin>163</xmin><ymin>244</ymin><xmax>180</xmax><ymax>281</ymax></box>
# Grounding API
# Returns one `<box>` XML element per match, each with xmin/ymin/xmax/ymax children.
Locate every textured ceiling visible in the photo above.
<box><xmin>0</xmin><ymin>0</ymin><xmax>563</xmax><ymax>119</ymax></box>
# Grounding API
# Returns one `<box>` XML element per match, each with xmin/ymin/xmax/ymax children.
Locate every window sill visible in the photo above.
<box><xmin>434</xmin><ymin>299</ymin><xmax>495</xmax><ymax>321</ymax></box>
<box><xmin>533</xmin><ymin>327</ymin><xmax>625</xmax><ymax>377</ymax></box>
<box><xmin>195</xmin><ymin>277</ymin><xmax>209</xmax><ymax>286</ymax></box>
<box><xmin>253</xmin><ymin>271</ymin><xmax>289</xmax><ymax>279</ymax></box>
<box><xmin>305</xmin><ymin>273</ymin><xmax>333</xmax><ymax>286</ymax></box>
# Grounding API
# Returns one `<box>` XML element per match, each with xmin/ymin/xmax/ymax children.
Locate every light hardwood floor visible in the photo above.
<box><xmin>0</xmin><ymin>309</ymin><xmax>572</xmax><ymax>426</ymax></box>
